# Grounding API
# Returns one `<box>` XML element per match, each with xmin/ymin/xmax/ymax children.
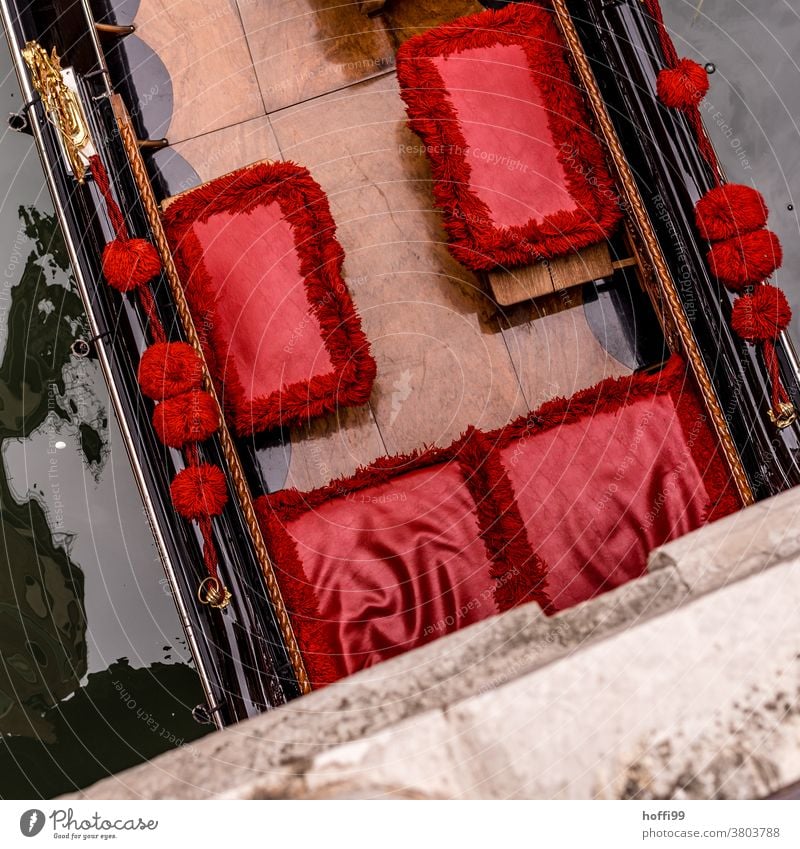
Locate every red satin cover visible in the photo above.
<box><xmin>256</xmin><ymin>434</ymin><xmax>542</xmax><ymax>687</ymax></box>
<box><xmin>285</xmin><ymin>464</ymin><xmax>493</xmax><ymax>678</ymax></box>
<box><xmin>257</xmin><ymin>358</ymin><xmax>740</xmax><ymax>688</ymax></box>
<box><xmin>163</xmin><ymin>161</ymin><xmax>377</xmax><ymax>435</ymax></box>
<box><xmin>396</xmin><ymin>2</ymin><xmax>622</xmax><ymax>270</ymax></box>
<box><xmin>485</xmin><ymin>357</ymin><xmax>741</xmax><ymax>612</ymax></box>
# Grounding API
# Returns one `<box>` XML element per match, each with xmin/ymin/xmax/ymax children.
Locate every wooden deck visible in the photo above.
<box><xmin>134</xmin><ymin>0</ymin><xmax>633</xmax><ymax>490</ymax></box>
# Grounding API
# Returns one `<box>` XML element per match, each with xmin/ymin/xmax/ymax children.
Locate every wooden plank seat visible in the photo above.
<box><xmin>488</xmin><ymin>241</ymin><xmax>615</xmax><ymax>306</ymax></box>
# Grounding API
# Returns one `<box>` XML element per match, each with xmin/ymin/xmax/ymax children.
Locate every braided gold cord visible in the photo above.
<box><xmin>111</xmin><ymin>95</ymin><xmax>312</xmax><ymax>694</ymax></box>
<box><xmin>550</xmin><ymin>0</ymin><xmax>753</xmax><ymax>506</ymax></box>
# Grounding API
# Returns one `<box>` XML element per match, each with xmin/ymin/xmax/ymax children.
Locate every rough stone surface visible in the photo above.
<box><xmin>243</xmin><ymin>557</ymin><xmax>800</xmax><ymax>800</ymax></box>
<box><xmin>649</xmin><ymin>487</ymin><xmax>800</xmax><ymax>596</ymax></box>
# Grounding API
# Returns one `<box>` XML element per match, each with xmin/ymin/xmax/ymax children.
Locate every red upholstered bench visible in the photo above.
<box><xmin>163</xmin><ymin>161</ymin><xmax>376</xmax><ymax>435</ymax></box>
<box><xmin>256</xmin><ymin>433</ymin><xmax>542</xmax><ymax>687</ymax></box>
<box><xmin>396</xmin><ymin>2</ymin><xmax>622</xmax><ymax>274</ymax></box>
<box><xmin>257</xmin><ymin>358</ymin><xmax>740</xmax><ymax>687</ymax></box>
<box><xmin>482</xmin><ymin>356</ymin><xmax>741</xmax><ymax>614</ymax></box>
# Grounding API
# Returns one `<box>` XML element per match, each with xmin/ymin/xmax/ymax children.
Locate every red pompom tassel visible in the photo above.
<box><xmin>152</xmin><ymin>390</ymin><xmax>220</xmax><ymax>448</ymax></box>
<box><xmin>706</xmin><ymin>229</ymin><xmax>783</xmax><ymax>291</ymax></box>
<box><xmin>102</xmin><ymin>238</ymin><xmax>162</xmax><ymax>292</ymax></box>
<box><xmin>695</xmin><ymin>184</ymin><xmax>769</xmax><ymax>242</ymax></box>
<box><xmin>656</xmin><ymin>58</ymin><xmax>709</xmax><ymax>110</ymax></box>
<box><xmin>731</xmin><ymin>285</ymin><xmax>792</xmax><ymax>343</ymax></box>
<box><xmin>138</xmin><ymin>341</ymin><xmax>205</xmax><ymax>400</ymax></box>
<box><xmin>171</xmin><ymin>463</ymin><xmax>229</xmax><ymax>519</ymax></box>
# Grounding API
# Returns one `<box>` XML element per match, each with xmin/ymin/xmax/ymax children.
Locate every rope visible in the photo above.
<box><xmin>89</xmin><ymin>153</ymin><xmax>226</xmax><ymax>588</ymax></box>
<box><xmin>89</xmin><ymin>154</ymin><xmax>128</xmax><ymax>240</ymax></box>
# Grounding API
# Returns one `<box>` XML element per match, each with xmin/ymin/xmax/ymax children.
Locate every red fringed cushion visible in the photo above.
<box><xmin>257</xmin><ymin>359</ymin><xmax>740</xmax><ymax>688</ymax></box>
<box><xmin>483</xmin><ymin>357</ymin><xmax>741</xmax><ymax>613</ymax></box>
<box><xmin>162</xmin><ymin>161</ymin><xmax>377</xmax><ymax>435</ymax></box>
<box><xmin>256</xmin><ymin>434</ymin><xmax>542</xmax><ymax>688</ymax></box>
<box><xmin>396</xmin><ymin>2</ymin><xmax>622</xmax><ymax>270</ymax></box>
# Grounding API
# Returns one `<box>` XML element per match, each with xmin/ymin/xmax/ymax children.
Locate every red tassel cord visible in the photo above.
<box><xmin>171</xmin><ymin>463</ymin><xmax>229</xmax><ymax>520</ymax></box>
<box><xmin>695</xmin><ymin>184</ymin><xmax>768</xmax><ymax>242</ymax></box>
<box><xmin>88</xmin><ymin>154</ymin><xmax>231</xmax><ymax>599</ymax></box>
<box><xmin>656</xmin><ymin>57</ymin><xmax>709</xmax><ymax>110</ymax></box>
<box><xmin>641</xmin><ymin>2</ymin><xmax>795</xmax><ymax>424</ymax></box>
<box><xmin>152</xmin><ymin>390</ymin><xmax>220</xmax><ymax>448</ymax></box>
<box><xmin>706</xmin><ymin>229</ymin><xmax>783</xmax><ymax>291</ymax></box>
<box><xmin>138</xmin><ymin>341</ymin><xmax>205</xmax><ymax>399</ymax></box>
<box><xmin>641</xmin><ymin>0</ymin><xmax>718</xmax><ymax>172</ymax></box>
<box><xmin>732</xmin><ymin>285</ymin><xmax>793</xmax><ymax>413</ymax></box>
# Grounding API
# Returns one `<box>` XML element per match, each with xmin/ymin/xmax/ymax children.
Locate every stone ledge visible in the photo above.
<box><xmin>70</xmin><ymin>490</ymin><xmax>800</xmax><ymax>800</ymax></box>
<box><xmin>240</xmin><ymin>555</ymin><xmax>800</xmax><ymax>800</ymax></box>
<box><xmin>648</xmin><ymin>486</ymin><xmax>800</xmax><ymax>596</ymax></box>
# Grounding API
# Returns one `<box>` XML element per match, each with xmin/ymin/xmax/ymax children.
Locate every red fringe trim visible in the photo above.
<box><xmin>395</xmin><ymin>2</ymin><xmax>622</xmax><ymax>270</ymax></box>
<box><xmin>668</xmin><ymin>363</ymin><xmax>742</xmax><ymax>524</ymax></box>
<box><xmin>458</xmin><ymin>428</ymin><xmax>549</xmax><ymax>611</ymax></box>
<box><xmin>255</xmin><ymin>430</ymin><xmax>547</xmax><ymax>686</ymax></box>
<box><xmin>256</xmin><ymin>357</ymin><xmax>741</xmax><ymax>685</ymax></box>
<box><xmin>163</xmin><ymin>161</ymin><xmax>377</xmax><ymax>435</ymax></box>
<box><xmin>255</xmin><ymin>504</ymin><xmax>342</xmax><ymax>687</ymax></box>
<box><xmin>481</xmin><ymin>355</ymin><xmax>741</xmax><ymax>542</ymax></box>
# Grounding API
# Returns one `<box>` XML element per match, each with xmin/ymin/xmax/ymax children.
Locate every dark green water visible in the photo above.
<box><xmin>0</xmin><ymin>42</ymin><xmax>207</xmax><ymax>800</ymax></box>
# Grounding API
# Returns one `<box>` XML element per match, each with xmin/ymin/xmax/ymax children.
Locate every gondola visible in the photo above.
<box><xmin>2</xmin><ymin>0</ymin><xmax>799</xmax><ymax>730</ymax></box>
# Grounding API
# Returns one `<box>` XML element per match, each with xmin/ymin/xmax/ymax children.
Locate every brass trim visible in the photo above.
<box><xmin>550</xmin><ymin>0</ymin><xmax>754</xmax><ymax>505</ymax></box>
<box><xmin>137</xmin><ymin>137</ymin><xmax>169</xmax><ymax>151</ymax></box>
<box><xmin>198</xmin><ymin>576</ymin><xmax>232</xmax><ymax>610</ymax></box>
<box><xmin>768</xmin><ymin>401</ymin><xmax>797</xmax><ymax>430</ymax></box>
<box><xmin>110</xmin><ymin>94</ymin><xmax>312</xmax><ymax>694</ymax></box>
<box><xmin>21</xmin><ymin>41</ymin><xmax>92</xmax><ymax>182</ymax></box>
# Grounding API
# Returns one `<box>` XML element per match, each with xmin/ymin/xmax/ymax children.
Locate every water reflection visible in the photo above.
<box><xmin>0</xmin><ymin>43</ymin><xmax>207</xmax><ymax>799</ymax></box>
<box><xmin>0</xmin><ymin>205</ymin><xmax>88</xmax><ymax>746</ymax></box>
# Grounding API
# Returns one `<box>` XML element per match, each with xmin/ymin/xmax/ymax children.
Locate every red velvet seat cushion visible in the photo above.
<box><xmin>396</xmin><ymin>2</ymin><xmax>622</xmax><ymax>270</ymax></box>
<box><xmin>256</xmin><ymin>435</ymin><xmax>543</xmax><ymax>687</ymax></box>
<box><xmin>163</xmin><ymin>161</ymin><xmax>376</xmax><ymax>435</ymax></box>
<box><xmin>257</xmin><ymin>359</ymin><xmax>740</xmax><ymax>688</ymax></box>
<box><xmin>484</xmin><ymin>357</ymin><xmax>742</xmax><ymax>612</ymax></box>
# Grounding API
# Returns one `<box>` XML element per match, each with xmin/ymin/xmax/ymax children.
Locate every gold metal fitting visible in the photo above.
<box><xmin>21</xmin><ymin>41</ymin><xmax>93</xmax><ymax>182</ymax></box>
<box><xmin>768</xmin><ymin>401</ymin><xmax>798</xmax><ymax>429</ymax></box>
<box><xmin>197</xmin><ymin>576</ymin><xmax>232</xmax><ymax>609</ymax></box>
